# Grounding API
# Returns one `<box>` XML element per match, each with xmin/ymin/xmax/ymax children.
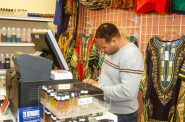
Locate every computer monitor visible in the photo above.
<box><xmin>31</xmin><ymin>30</ymin><xmax>69</xmax><ymax>70</ymax></box>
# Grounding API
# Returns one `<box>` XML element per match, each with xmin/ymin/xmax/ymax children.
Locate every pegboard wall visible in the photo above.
<box><xmin>77</xmin><ymin>5</ymin><xmax>185</xmax><ymax>54</ymax></box>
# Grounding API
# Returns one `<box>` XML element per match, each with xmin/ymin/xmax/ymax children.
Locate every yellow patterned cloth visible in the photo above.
<box><xmin>140</xmin><ymin>36</ymin><xmax>185</xmax><ymax>122</ymax></box>
<box><xmin>177</xmin><ymin>60</ymin><xmax>185</xmax><ymax>122</ymax></box>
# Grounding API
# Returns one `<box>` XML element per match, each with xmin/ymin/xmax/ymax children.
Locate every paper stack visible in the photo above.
<box><xmin>50</xmin><ymin>70</ymin><xmax>73</xmax><ymax>80</ymax></box>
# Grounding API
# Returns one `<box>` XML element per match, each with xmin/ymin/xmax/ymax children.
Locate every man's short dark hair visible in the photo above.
<box><xmin>95</xmin><ymin>23</ymin><xmax>121</xmax><ymax>43</ymax></box>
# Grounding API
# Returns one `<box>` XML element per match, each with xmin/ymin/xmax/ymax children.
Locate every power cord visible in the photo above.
<box><xmin>7</xmin><ymin>74</ymin><xmax>20</xmax><ymax>98</ymax></box>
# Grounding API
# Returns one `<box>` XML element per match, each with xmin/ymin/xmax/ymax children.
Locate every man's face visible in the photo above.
<box><xmin>95</xmin><ymin>38</ymin><xmax>119</xmax><ymax>55</ymax></box>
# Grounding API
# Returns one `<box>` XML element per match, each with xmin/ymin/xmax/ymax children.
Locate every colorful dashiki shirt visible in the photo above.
<box><xmin>65</xmin><ymin>34</ymin><xmax>100</xmax><ymax>80</ymax></box>
<box><xmin>140</xmin><ymin>36</ymin><xmax>185</xmax><ymax>122</ymax></box>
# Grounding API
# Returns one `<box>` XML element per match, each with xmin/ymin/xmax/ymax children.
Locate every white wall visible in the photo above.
<box><xmin>0</xmin><ymin>0</ymin><xmax>56</xmax><ymax>14</ymax></box>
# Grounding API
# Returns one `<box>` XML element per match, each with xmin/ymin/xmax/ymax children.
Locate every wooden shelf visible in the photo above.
<box><xmin>0</xmin><ymin>16</ymin><xmax>53</xmax><ymax>22</ymax></box>
<box><xmin>0</xmin><ymin>42</ymin><xmax>35</xmax><ymax>47</ymax></box>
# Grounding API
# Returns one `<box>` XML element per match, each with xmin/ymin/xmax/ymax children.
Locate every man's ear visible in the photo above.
<box><xmin>111</xmin><ymin>37</ymin><xmax>116</xmax><ymax>43</ymax></box>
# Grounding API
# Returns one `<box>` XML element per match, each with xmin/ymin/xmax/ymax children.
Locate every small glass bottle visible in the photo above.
<box><xmin>84</xmin><ymin>90</ymin><xmax>89</xmax><ymax>108</ymax></box>
<box><xmin>46</xmin><ymin>89</ymin><xmax>53</xmax><ymax>102</ymax></box>
<box><xmin>50</xmin><ymin>92</ymin><xmax>56</xmax><ymax>108</ymax></box>
<box><xmin>41</xmin><ymin>86</ymin><xmax>47</xmax><ymax>99</ymax></box>
<box><xmin>43</xmin><ymin>87</ymin><xmax>48</xmax><ymax>100</ymax></box>
<box><xmin>1</xmin><ymin>27</ymin><xmax>6</xmax><ymax>42</ymax></box>
<box><xmin>72</xmin><ymin>117</ymin><xmax>78</xmax><ymax>122</ymax></box>
<box><xmin>61</xmin><ymin>95</ymin><xmax>66</xmax><ymax>113</ymax></box>
<box><xmin>10</xmin><ymin>54</ymin><xmax>14</xmax><ymax>68</ymax></box>
<box><xmin>55</xmin><ymin>95</ymin><xmax>61</xmax><ymax>112</ymax></box>
<box><xmin>27</xmin><ymin>28</ymin><xmax>32</xmax><ymax>43</ymax></box>
<box><xmin>70</xmin><ymin>92</ymin><xmax>75</xmax><ymax>111</ymax></box>
<box><xmin>5</xmin><ymin>54</ymin><xmax>10</xmax><ymax>69</ymax></box>
<box><xmin>0</xmin><ymin>54</ymin><xmax>5</xmax><ymax>69</ymax></box>
<box><xmin>44</xmin><ymin>109</ymin><xmax>51</xmax><ymax>122</ymax></box>
<box><xmin>16</xmin><ymin>28</ymin><xmax>21</xmax><ymax>42</ymax></box>
<box><xmin>65</xmin><ymin>93</ymin><xmax>70</xmax><ymax>112</ymax></box>
<box><xmin>65</xmin><ymin>118</ymin><xmax>72</xmax><ymax>122</ymax></box>
<box><xmin>74</xmin><ymin>91</ymin><xmax>80</xmax><ymax>109</ymax></box>
<box><xmin>6</xmin><ymin>27</ymin><xmax>12</xmax><ymax>42</ymax></box>
<box><xmin>78</xmin><ymin>117</ymin><xmax>86</xmax><ymax>122</ymax></box>
<box><xmin>80</xmin><ymin>90</ymin><xmax>85</xmax><ymax>97</ymax></box>
<box><xmin>11</xmin><ymin>27</ymin><xmax>16</xmax><ymax>42</ymax></box>
<box><xmin>50</xmin><ymin>114</ymin><xmax>57</xmax><ymax>122</ymax></box>
<box><xmin>52</xmin><ymin>93</ymin><xmax>57</xmax><ymax>108</ymax></box>
<box><xmin>21</xmin><ymin>28</ymin><xmax>26</xmax><ymax>43</ymax></box>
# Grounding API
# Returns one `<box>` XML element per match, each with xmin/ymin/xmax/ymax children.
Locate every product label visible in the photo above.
<box><xmin>58</xmin><ymin>84</ymin><xmax>71</xmax><ymax>90</ymax></box>
<box><xmin>18</xmin><ymin>106</ymin><xmax>43</xmax><ymax>122</ymax></box>
<box><xmin>78</xmin><ymin>97</ymin><xmax>92</xmax><ymax>105</ymax></box>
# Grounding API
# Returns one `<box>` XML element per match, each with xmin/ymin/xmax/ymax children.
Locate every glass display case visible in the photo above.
<box><xmin>39</xmin><ymin>82</ymin><xmax>109</xmax><ymax>122</ymax></box>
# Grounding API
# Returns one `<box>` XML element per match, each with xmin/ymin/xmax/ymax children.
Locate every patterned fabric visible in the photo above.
<box><xmin>64</xmin><ymin>34</ymin><xmax>100</xmax><ymax>80</ymax></box>
<box><xmin>140</xmin><ymin>36</ymin><xmax>185</xmax><ymax>121</ymax></box>
<box><xmin>179</xmin><ymin>61</ymin><xmax>185</xmax><ymax>81</ymax></box>
<box><xmin>58</xmin><ymin>33</ymin><xmax>73</xmax><ymax>55</ymax></box>
<box><xmin>65</xmin><ymin>0</ymin><xmax>73</xmax><ymax>15</ymax></box>
<box><xmin>54</xmin><ymin>0</ymin><xmax>71</xmax><ymax>41</ymax></box>
<box><xmin>98</xmin><ymin>53</ymin><xmax>105</xmax><ymax>69</ymax></box>
<box><xmin>79</xmin><ymin>0</ymin><xmax>110</xmax><ymax>10</ymax></box>
<box><xmin>110</xmin><ymin>0</ymin><xmax>135</xmax><ymax>9</ymax></box>
<box><xmin>177</xmin><ymin>60</ymin><xmax>185</xmax><ymax>122</ymax></box>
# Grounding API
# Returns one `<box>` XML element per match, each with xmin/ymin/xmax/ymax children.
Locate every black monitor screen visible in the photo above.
<box><xmin>31</xmin><ymin>30</ymin><xmax>69</xmax><ymax>70</ymax></box>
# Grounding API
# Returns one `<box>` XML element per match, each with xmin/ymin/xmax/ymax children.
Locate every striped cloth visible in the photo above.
<box><xmin>179</xmin><ymin>61</ymin><xmax>185</xmax><ymax>80</ymax></box>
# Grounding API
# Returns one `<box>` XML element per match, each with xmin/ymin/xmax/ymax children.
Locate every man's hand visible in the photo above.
<box><xmin>83</xmin><ymin>79</ymin><xmax>98</xmax><ymax>87</ymax></box>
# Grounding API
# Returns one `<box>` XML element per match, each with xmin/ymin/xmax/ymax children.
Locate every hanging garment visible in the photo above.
<box><xmin>65</xmin><ymin>0</ymin><xmax>73</xmax><ymax>15</ymax></box>
<box><xmin>136</xmin><ymin>0</ymin><xmax>171</xmax><ymax>13</ymax></box>
<box><xmin>79</xmin><ymin>0</ymin><xmax>110</xmax><ymax>10</ymax></box>
<box><xmin>54</xmin><ymin>0</ymin><xmax>71</xmax><ymax>41</ymax></box>
<box><xmin>110</xmin><ymin>0</ymin><xmax>135</xmax><ymax>9</ymax></box>
<box><xmin>140</xmin><ymin>36</ymin><xmax>185</xmax><ymax>122</ymax></box>
<box><xmin>179</xmin><ymin>61</ymin><xmax>185</xmax><ymax>80</ymax></box>
<box><xmin>128</xmin><ymin>35</ymin><xmax>138</xmax><ymax>47</ymax></box>
<box><xmin>172</xmin><ymin>0</ymin><xmax>185</xmax><ymax>14</ymax></box>
<box><xmin>67</xmin><ymin>35</ymin><xmax>100</xmax><ymax>80</ymax></box>
<box><xmin>176</xmin><ymin>66</ymin><xmax>185</xmax><ymax>122</ymax></box>
<box><xmin>58</xmin><ymin>33</ymin><xmax>73</xmax><ymax>55</ymax></box>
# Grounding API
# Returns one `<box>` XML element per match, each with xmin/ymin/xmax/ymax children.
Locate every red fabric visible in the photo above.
<box><xmin>76</xmin><ymin>42</ymin><xmax>85</xmax><ymax>80</ymax></box>
<box><xmin>155</xmin><ymin>0</ymin><xmax>168</xmax><ymax>13</ymax></box>
<box><xmin>136</xmin><ymin>0</ymin><xmax>155</xmax><ymax>13</ymax></box>
<box><xmin>136</xmin><ymin>0</ymin><xmax>170</xmax><ymax>13</ymax></box>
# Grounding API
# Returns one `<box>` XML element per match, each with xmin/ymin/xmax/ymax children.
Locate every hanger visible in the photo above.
<box><xmin>160</xmin><ymin>27</ymin><xmax>179</xmax><ymax>41</ymax></box>
<box><xmin>120</xmin><ymin>28</ymin><xmax>130</xmax><ymax>39</ymax></box>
